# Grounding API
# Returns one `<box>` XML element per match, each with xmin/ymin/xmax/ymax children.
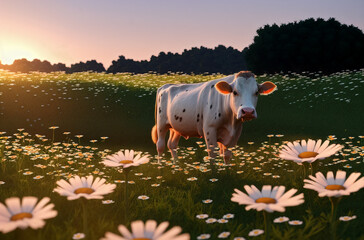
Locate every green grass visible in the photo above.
<box><xmin>0</xmin><ymin>69</ymin><xmax>363</xmax><ymax>239</ymax></box>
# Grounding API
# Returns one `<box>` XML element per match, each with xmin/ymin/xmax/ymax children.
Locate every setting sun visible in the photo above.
<box><xmin>0</xmin><ymin>43</ymin><xmax>37</xmax><ymax>65</ymax></box>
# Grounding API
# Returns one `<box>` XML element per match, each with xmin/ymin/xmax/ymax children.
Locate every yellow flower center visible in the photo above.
<box><xmin>255</xmin><ymin>197</ymin><xmax>277</xmax><ymax>203</ymax></box>
<box><xmin>74</xmin><ymin>187</ymin><xmax>95</xmax><ymax>194</ymax></box>
<box><xmin>11</xmin><ymin>212</ymin><xmax>33</xmax><ymax>221</ymax></box>
<box><xmin>120</xmin><ymin>160</ymin><xmax>133</xmax><ymax>164</ymax></box>
<box><xmin>298</xmin><ymin>151</ymin><xmax>319</xmax><ymax>158</ymax></box>
<box><xmin>325</xmin><ymin>184</ymin><xmax>345</xmax><ymax>190</ymax></box>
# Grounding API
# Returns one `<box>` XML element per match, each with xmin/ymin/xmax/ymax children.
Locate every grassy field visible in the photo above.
<box><xmin>0</xmin><ymin>69</ymin><xmax>363</xmax><ymax>239</ymax></box>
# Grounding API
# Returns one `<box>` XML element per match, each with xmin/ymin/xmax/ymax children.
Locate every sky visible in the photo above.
<box><xmin>0</xmin><ymin>0</ymin><xmax>363</xmax><ymax>67</ymax></box>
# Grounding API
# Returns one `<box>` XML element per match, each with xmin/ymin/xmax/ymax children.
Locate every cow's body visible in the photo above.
<box><xmin>152</xmin><ymin>71</ymin><xmax>276</xmax><ymax>163</ymax></box>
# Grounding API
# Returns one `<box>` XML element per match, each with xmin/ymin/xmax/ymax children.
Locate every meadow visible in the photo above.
<box><xmin>0</xmin><ymin>69</ymin><xmax>363</xmax><ymax>239</ymax></box>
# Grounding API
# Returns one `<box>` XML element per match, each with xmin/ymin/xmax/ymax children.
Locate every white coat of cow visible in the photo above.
<box><xmin>151</xmin><ymin>71</ymin><xmax>277</xmax><ymax>163</ymax></box>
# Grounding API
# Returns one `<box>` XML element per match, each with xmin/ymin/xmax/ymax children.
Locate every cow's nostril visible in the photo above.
<box><xmin>241</xmin><ymin>109</ymin><xmax>245</xmax><ymax>114</ymax></box>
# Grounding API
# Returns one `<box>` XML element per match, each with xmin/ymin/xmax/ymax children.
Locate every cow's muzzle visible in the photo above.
<box><xmin>237</xmin><ymin>107</ymin><xmax>256</xmax><ymax>121</ymax></box>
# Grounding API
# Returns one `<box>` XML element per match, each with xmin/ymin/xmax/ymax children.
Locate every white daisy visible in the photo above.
<box><xmin>303</xmin><ymin>170</ymin><xmax>364</xmax><ymax>198</ymax></box>
<box><xmin>339</xmin><ymin>215</ymin><xmax>357</xmax><ymax>221</ymax></box>
<box><xmin>231</xmin><ymin>185</ymin><xmax>304</xmax><ymax>212</ymax></box>
<box><xmin>197</xmin><ymin>234</ymin><xmax>211</xmax><ymax>239</ymax></box>
<box><xmin>0</xmin><ymin>196</ymin><xmax>57</xmax><ymax>233</ymax></box>
<box><xmin>248</xmin><ymin>229</ymin><xmax>264</xmax><ymax>236</ymax></box>
<box><xmin>279</xmin><ymin>139</ymin><xmax>343</xmax><ymax>163</ymax></box>
<box><xmin>218</xmin><ymin>231</ymin><xmax>230</xmax><ymax>238</ymax></box>
<box><xmin>102</xmin><ymin>149</ymin><xmax>150</xmax><ymax>168</ymax></box>
<box><xmin>54</xmin><ymin>175</ymin><xmax>116</xmax><ymax>200</ymax></box>
<box><xmin>273</xmin><ymin>216</ymin><xmax>289</xmax><ymax>223</ymax></box>
<box><xmin>100</xmin><ymin>219</ymin><xmax>190</xmax><ymax>240</ymax></box>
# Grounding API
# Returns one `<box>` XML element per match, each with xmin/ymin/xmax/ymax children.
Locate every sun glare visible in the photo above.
<box><xmin>0</xmin><ymin>44</ymin><xmax>37</xmax><ymax>65</ymax></box>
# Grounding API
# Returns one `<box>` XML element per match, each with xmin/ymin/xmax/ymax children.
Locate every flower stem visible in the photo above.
<box><xmin>124</xmin><ymin>169</ymin><xmax>129</xmax><ymax>223</ymax></box>
<box><xmin>81</xmin><ymin>198</ymin><xmax>88</xmax><ymax>237</ymax></box>
<box><xmin>329</xmin><ymin>197</ymin><xmax>341</xmax><ymax>240</ymax></box>
<box><xmin>263</xmin><ymin>211</ymin><xmax>271</xmax><ymax>240</ymax></box>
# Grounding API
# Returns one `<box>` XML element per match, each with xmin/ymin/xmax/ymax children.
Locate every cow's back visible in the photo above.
<box><xmin>156</xmin><ymin>75</ymin><xmax>235</xmax><ymax>138</ymax></box>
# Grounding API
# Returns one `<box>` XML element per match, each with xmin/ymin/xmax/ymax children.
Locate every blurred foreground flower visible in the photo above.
<box><xmin>102</xmin><ymin>149</ymin><xmax>149</xmax><ymax>168</ymax></box>
<box><xmin>100</xmin><ymin>219</ymin><xmax>190</xmax><ymax>240</ymax></box>
<box><xmin>54</xmin><ymin>175</ymin><xmax>116</xmax><ymax>200</ymax></box>
<box><xmin>279</xmin><ymin>139</ymin><xmax>342</xmax><ymax>163</ymax></box>
<box><xmin>0</xmin><ymin>197</ymin><xmax>57</xmax><ymax>233</ymax></box>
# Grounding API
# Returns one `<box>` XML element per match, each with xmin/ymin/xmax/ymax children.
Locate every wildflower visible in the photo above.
<box><xmin>102</xmin><ymin>149</ymin><xmax>149</xmax><ymax>168</ymax></box>
<box><xmin>196</xmin><ymin>214</ymin><xmax>209</xmax><ymax>219</ymax></box>
<box><xmin>102</xmin><ymin>200</ymin><xmax>115</xmax><ymax>204</ymax></box>
<box><xmin>248</xmin><ymin>229</ymin><xmax>264</xmax><ymax>236</ymax></box>
<box><xmin>100</xmin><ymin>220</ymin><xmax>189</xmax><ymax>240</ymax></box>
<box><xmin>223</xmin><ymin>213</ymin><xmax>234</xmax><ymax>219</ymax></box>
<box><xmin>303</xmin><ymin>170</ymin><xmax>364</xmax><ymax>197</ymax></box>
<box><xmin>288</xmin><ymin>220</ymin><xmax>303</xmax><ymax>225</ymax></box>
<box><xmin>205</xmin><ymin>218</ymin><xmax>217</xmax><ymax>224</ymax></box>
<box><xmin>273</xmin><ymin>216</ymin><xmax>289</xmax><ymax>223</ymax></box>
<box><xmin>0</xmin><ymin>197</ymin><xmax>57</xmax><ymax>233</ymax></box>
<box><xmin>339</xmin><ymin>215</ymin><xmax>357</xmax><ymax>221</ymax></box>
<box><xmin>197</xmin><ymin>234</ymin><xmax>211</xmax><ymax>239</ymax></box>
<box><xmin>218</xmin><ymin>231</ymin><xmax>230</xmax><ymax>238</ymax></box>
<box><xmin>231</xmin><ymin>185</ymin><xmax>304</xmax><ymax>212</ymax></box>
<box><xmin>54</xmin><ymin>175</ymin><xmax>116</xmax><ymax>200</ymax></box>
<box><xmin>202</xmin><ymin>199</ymin><xmax>213</xmax><ymax>204</ymax></box>
<box><xmin>218</xmin><ymin>219</ymin><xmax>228</xmax><ymax>223</ymax></box>
<box><xmin>279</xmin><ymin>139</ymin><xmax>343</xmax><ymax>163</ymax></box>
<box><xmin>73</xmin><ymin>233</ymin><xmax>85</xmax><ymax>239</ymax></box>
<box><xmin>138</xmin><ymin>195</ymin><xmax>149</xmax><ymax>200</ymax></box>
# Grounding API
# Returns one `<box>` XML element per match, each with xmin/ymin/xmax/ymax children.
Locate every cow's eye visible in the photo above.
<box><xmin>233</xmin><ymin>91</ymin><xmax>238</xmax><ymax>96</ymax></box>
<box><xmin>255</xmin><ymin>91</ymin><xmax>259</xmax><ymax>96</ymax></box>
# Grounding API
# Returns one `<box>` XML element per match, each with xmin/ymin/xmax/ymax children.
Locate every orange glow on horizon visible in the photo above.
<box><xmin>0</xmin><ymin>41</ymin><xmax>40</xmax><ymax>65</ymax></box>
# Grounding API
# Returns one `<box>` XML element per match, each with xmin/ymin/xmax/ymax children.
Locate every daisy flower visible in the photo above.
<box><xmin>303</xmin><ymin>170</ymin><xmax>364</xmax><ymax>197</ymax></box>
<box><xmin>288</xmin><ymin>220</ymin><xmax>303</xmax><ymax>225</ymax></box>
<box><xmin>0</xmin><ymin>197</ymin><xmax>57</xmax><ymax>233</ymax></box>
<box><xmin>102</xmin><ymin>149</ymin><xmax>149</xmax><ymax>168</ymax></box>
<box><xmin>54</xmin><ymin>175</ymin><xmax>116</xmax><ymax>200</ymax></box>
<box><xmin>279</xmin><ymin>139</ymin><xmax>343</xmax><ymax>163</ymax></box>
<box><xmin>339</xmin><ymin>215</ymin><xmax>356</xmax><ymax>221</ymax></box>
<box><xmin>100</xmin><ymin>219</ymin><xmax>190</xmax><ymax>240</ymax></box>
<box><xmin>248</xmin><ymin>229</ymin><xmax>264</xmax><ymax>236</ymax></box>
<box><xmin>273</xmin><ymin>216</ymin><xmax>289</xmax><ymax>223</ymax></box>
<box><xmin>218</xmin><ymin>232</ymin><xmax>230</xmax><ymax>238</ymax></box>
<box><xmin>231</xmin><ymin>185</ymin><xmax>304</xmax><ymax>212</ymax></box>
<box><xmin>197</xmin><ymin>234</ymin><xmax>211</xmax><ymax>239</ymax></box>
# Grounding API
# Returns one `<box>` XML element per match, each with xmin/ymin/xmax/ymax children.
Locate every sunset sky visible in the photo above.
<box><xmin>1</xmin><ymin>0</ymin><xmax>363</xmax><ymax>67</ymax></box>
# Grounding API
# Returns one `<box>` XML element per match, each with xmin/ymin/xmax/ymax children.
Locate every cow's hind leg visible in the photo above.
<box><xmin>156</xmin><ymin>124</ymin><xmax>169</xmax><ymax>163</ymax></box>
<box><xmin>167</xmin><ymin>129</ymin><xmax>181</xmax><ymax>163</ymax></box>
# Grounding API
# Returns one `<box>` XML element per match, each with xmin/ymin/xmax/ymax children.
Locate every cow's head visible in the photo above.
<box><xmin>215</xmin><ymin>71</ymin><xmax>276</xmax><ymax>121</ymax></box>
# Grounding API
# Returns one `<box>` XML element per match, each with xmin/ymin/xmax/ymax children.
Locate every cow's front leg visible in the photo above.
<box><xmin>203</xmin><ymin>128</ymin><xmax>218</xmax><ymax>159</ymax></box>
<box><xmin>167</xmin><ymin>130</ymin><xmax>181</xmax><ymax>164</ymax></box>
<box><xmin>218</xmin><ymin>143</ymin><xmax>232</xmax><ymax>164</ymax></box>
<box><xmin>156</xmin><ymin>124</ymin><xmax>168</xmax><ymax>163</ymax></box>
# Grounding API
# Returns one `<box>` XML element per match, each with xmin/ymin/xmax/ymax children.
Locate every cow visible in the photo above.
<box><xmin>151</xmin><ymin>71</ymin><xmax>277</xmax><ymax>163</ymax></box>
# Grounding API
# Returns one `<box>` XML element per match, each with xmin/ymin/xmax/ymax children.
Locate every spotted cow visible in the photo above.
<box><xmin>151</xmin><ymin>71</ymin><xmax>277</xmax><ymax>163</ymax></box>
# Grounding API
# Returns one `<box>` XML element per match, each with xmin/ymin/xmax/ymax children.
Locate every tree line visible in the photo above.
<box><xmin>1</xmin><ymin>18</ymin><xmax>363</xmax><ymax>74</ymax></box>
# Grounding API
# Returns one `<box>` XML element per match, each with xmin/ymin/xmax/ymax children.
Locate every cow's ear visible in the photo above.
<box><xmin>215</xmin><ymin>81</ymin><xmax>233</xmax><ymax>94</ymax></box>
<box><xmin>259</xmin><ymin>81</ymin><xmax>277</xmax><ymax>95</ymax></box>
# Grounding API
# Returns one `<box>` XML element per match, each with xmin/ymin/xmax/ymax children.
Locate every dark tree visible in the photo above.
<box><xmin>68</xmin><ymin>60</ymin><xmax>105</xmax><ymax>73</ymax></box>
<box><xmin>245</xmin><ymin>18</ymin><xmax>364</xmax><ymax>74</ymax></box>
<box><xmin>107</xmin><ymin>45</ymin><xmax>247</xmax><ymax>74</ymax></box>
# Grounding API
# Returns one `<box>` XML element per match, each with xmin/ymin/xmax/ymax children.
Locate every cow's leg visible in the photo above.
<box><xmin>167</xmin><ymin>129</ymin><xmax>181</xmax><ymax>163</ymax></box>
<box><xmin>156</xmin><ymin>124</ymin><xmax>168</xmax><ymax>163</ymax></box>
<box><xmin>203</xmin><ymin>128</ymin><xmax>218</xmax><ymax>159</ymax></box>
<box><xmin>218</xmin><ymin>143</ymin><xmax>232</xmax><ymax>164</ymax></box>
<box><xmin>218</xmin><ymin>142</ymin><xmax>224</xmax><ymax>156</ymax></box>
